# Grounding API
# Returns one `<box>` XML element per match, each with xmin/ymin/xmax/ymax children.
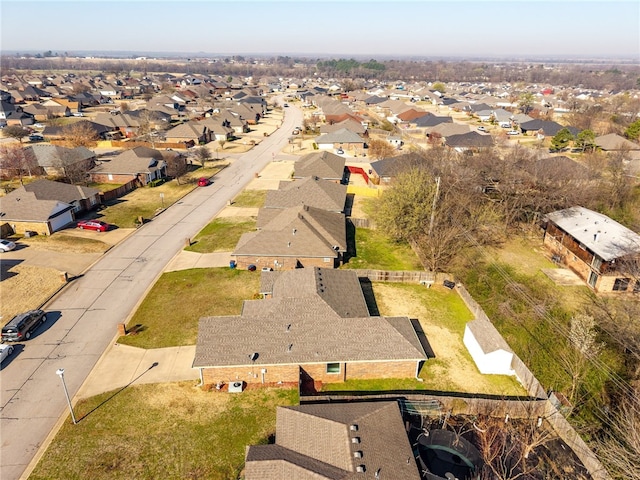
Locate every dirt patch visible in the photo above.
<box><xmin>373</xmin><ymin>283</ymin><xmax>524</xmax><ymax>396</ymax></box>
<box><xmin>0</xmin><ymin>264</ymin><xmax>65</xmax><ymax>323</ymax></box>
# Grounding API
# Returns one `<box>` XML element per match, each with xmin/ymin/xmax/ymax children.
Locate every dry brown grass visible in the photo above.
<box><xmin>1</xmin><ymin>265</ymin><xmax>64</xmax><ymax>323</ymax></box>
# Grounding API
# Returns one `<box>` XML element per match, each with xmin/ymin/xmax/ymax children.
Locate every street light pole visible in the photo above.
<box><xmin>56</xmin><ymin>368</ymin><xmax>77</xmax><ymax>425</ymax></box>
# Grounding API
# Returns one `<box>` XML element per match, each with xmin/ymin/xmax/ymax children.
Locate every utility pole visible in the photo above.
<box><xmin>428</xmin><ymin>176</ymin><xmax>440</xmax><ymax>237</ymax></box>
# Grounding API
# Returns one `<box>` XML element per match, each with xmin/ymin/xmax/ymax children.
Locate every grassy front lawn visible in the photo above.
<box><xmin>98</xmin><ymin>165</ymin><xmax>227</xmax><ymax>228</ymax></box>
<box><xmin>21</xmin><ymin>233</ymin><xmax>111</xmax><ymax>253</ymax></box>
<box><xmin>342</xmin><ymin>227</ymin><xmax>423</xmax><ymax>271</ymax></box>
<box><xmin>230</xmin><ymin>189</ymin><xmax>267</xmax><ymax>208</ymax></box>
<box><xmin>98</xmin><ymin>181</ymin><xmax>195</xmax><ymax>227</ymax></box>
<box><xmin>117</xmin><ymin>268</ymin><xmax>260</xmax><ymax>348</ymax></box>
<box><xmin>30</xmin><ymin>384</ymin><xmax>298</xmax><ymax>480</ymax></box>
<box><xmin>185</xmin><ymin>218</ymin><xmax>256</xmax><ymax>253</ymax></box>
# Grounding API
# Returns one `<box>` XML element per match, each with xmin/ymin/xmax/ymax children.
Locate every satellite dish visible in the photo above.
<box><xmin>249</xmin><ymin>352</ymin><xmax>259</xmax><ymax>362</ymax></box>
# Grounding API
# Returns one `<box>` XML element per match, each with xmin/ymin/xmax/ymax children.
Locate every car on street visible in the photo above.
<box><xmin>0</xmin><ymin>239</ymin><xmax>16</xmax><ymax>252</ymax></box>
<box><xmin>28</xmin><ymin>134</ymin><xmax>44</xmax><ymax>142</ymax></box>
<box><xmin>1</xmin><ymin>309</ymin><xmax>47</xmax><ymax>342</ymax></box>
<box><xmin>197</xmin><ymin>177</ymin><xmax>212</xmax><ymax>187</ymax></box>
<box><xmin>507</xmin><ymin>130</ymin><xmax>520</xmax><ymax>136</ymax></box>
<box><xmin>477</xmin><ymin>126</ymin><xmax>487</xmax><ymax>132</ymax></box>
<box><xmin>77</xmin><ymin>219</ymin><xmax>110</xmax><ymax>231</ymax></box>
<box><xmin>336</xmin><ymin>148</ymin><xmax>344</xmax><ymax>154</ymax></box>
<box><xmin>0</xmin><ymin>344</ymin><xmax>14</xmax><ymax>364</ymax></box>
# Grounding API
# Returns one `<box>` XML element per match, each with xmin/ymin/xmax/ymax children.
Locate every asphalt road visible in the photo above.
<box><xmin>0</xmin><ymin>104</ymin><xmax>302</xmax><ymax>480</ymax></box>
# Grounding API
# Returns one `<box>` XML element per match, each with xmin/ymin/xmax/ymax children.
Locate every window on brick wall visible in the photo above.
<box><xmin>613</xmin><ymin>278</ymin><xmax>630</xmax><ymax>291</ymax></box>
<box><xmin>326</xmin><ymin>362</ymin><xmax>340</xmax><ymax>374</ymax></box>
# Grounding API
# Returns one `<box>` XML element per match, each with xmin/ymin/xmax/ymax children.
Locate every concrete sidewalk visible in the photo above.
<box><xmin>77</xmin><ymin>344</ymin><xmax>199</xmax><ymax>399</ymax></box>
<box><xmin>164</xmin><ymin>250</ymin><xmax>233</xmax><ymax>272</ymax></box>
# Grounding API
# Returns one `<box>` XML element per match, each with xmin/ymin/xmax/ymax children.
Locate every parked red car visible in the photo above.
<box><xmin>77</xmin><ymin>220</ymin><xmax>110</xmax><ymax>232</ymax></box>
<box><xmin>197</xmin><ymin>177</ymin><xmax>211</xmax><ymax>187</ymax></box>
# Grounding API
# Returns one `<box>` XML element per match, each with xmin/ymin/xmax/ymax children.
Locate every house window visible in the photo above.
<box><xmin>326</xmin><ymin>363</ymin><xmax>341</xmax><ymax>374</ymax></box>
<box><xmin>108</xmin><ymin>174</ymin><xmax>113</xmax><ymax>180</ymax></box>
<box><xmin>613</xmin><ymin>278</ymin><xmax>630</xmax><ymax>292</ymax></box>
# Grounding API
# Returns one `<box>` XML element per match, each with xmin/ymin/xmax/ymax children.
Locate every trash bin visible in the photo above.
<box><xmin>229</xmin><ymin>260</ymin><xmax>236</xmax><ymax>269</ymax></box>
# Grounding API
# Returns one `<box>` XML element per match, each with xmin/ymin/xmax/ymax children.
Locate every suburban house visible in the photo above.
<box><xmin>0</xmin><ymin>188</ymin><xmax>75</xmax><ymax>235</ymax></box>
<box><xmin>164</xmin><ymin>121</ymin><xmax>211</xmax><ymax>146</ymax></box>
<box><xmin>519</xmin><ymin>119</ymin><xmax>579</xmax><ymax>137</ymax></box>
<box><xmin>292</xmin><ymin>151</ymin><xmax>346</xmax><ymax>182</ymax></box>
<box><xmin>87</xmin><ymin>146</ymin><xmax>169</xmax><ymax>185</ymax></box>
<box><xmin>192</xmin><ymin>267</ymin><xmax>429</xmax><ymax>389</ymax></box>
<box><xmin>231</xmin><ymin>204</ymin><xmax>347</xmax><ymax>270</ymax></box>
<box><xmin>244</xmin><ymin>402</ymin><xmax>421</xmax><ymax>480</ymax></box>
<box><xmin>318</xmin><ymin>118</ymin><xmax>367</xmax><ymax>135</ymax></box>
<box><xmin>264</xmin><ymin>176</ymin><xmax>347</xmax><ymax>213</ymax></box>
<box><xmin>543</xmin><ymin>206</ymin><xmax>640</xmax><ymax>293</ymax></box>
<box><xmin>369</xmin><ymin>152</ymin><xmax>426</xmax><ymax>184</ymax></box>
<box><xmin>314</xmin><ymin>128</ymin><xmax>366</xmax><ymax>155</ymax></box>
<box><xmin>594</xmin><ymin>133</ymin><xmax>640</xmax><ymax>158</ymax></box>
<box><xmin>14</xmin><ymin>178</ymin><xmax>101</xmax><ymax>214</ymax></box>
<box><xmin>23</xmin><ymin>144</ymin><xmax>96</xmax><ymax>177</ymax></box>
<box><xmin>444</xmin><ymin>131</ymin><xmax>494</xmax><ymax>152</ymax></box>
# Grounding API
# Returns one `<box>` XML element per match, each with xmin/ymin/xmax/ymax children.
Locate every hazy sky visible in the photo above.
<box><xmin>1</xmin><ymin>0</ymin><xmax>639</xmax><ymax>59</ymax></box>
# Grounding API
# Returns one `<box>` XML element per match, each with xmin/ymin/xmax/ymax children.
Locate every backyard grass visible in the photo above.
<box><xmin>341</xmin><ymin>227</ymin><xmax>423</xmax><ymax>271</ymax></box>
<box><xmin>117</xmin><ymin>268</ymin><xmax>260</xmax><ymax>348</ymax></box>
<box><xmin>29</xmin><ymin>384</ymin><xmax>298</xmax><ymax>480</ymax></box>
<box><xmin>372</xmin><ymin>282</ymin><xmax>527</xmax><ymax>396</ymax></box>
<box><xmin>185</xmin><ymin>218</ymin><xmax>256</xmax><ymax>253</ymax></box>
<box><xmin>230</xmin><ymin>189</ymin><xmax>267</xmax><ymax>208</ymax></box>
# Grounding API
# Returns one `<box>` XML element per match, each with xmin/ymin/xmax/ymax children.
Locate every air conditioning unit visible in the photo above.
<box><xmin>228</xmin><ymin>381</ymin><xmax>244</xmax><ymax>393</ymax></box>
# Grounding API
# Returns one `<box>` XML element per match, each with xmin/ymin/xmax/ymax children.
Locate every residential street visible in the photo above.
<box><xmin>0</xmin><ymin>105</ymin><xmax>302</xmax><ymax>480</ymax></box>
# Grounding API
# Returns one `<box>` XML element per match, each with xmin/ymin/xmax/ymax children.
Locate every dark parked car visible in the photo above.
<box><xmin>1</xmin><ymin>309</ymin><xmax>47</xmax><ymax>342</ymax></box>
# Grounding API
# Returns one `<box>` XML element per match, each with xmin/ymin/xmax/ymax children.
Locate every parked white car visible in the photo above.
<box><xmin>0</xmin><ymin>344</ymin><xmax>14</xmax><ymax>364</ymax></box>
<box><xmin>0</xmin><ymin>239</ymin><xmax>16</xmax><ymax>252</ymax></box>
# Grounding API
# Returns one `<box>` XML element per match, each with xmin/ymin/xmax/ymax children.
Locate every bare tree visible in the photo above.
<box><xmin>0</xmin><ymin>143</ymin><xmax>39</xmax><ymax>182</ymax></box>
<box><xmin>3</xmin><ymin>125</ymin><xmax>30</xmax><ymax>143</ymax></box>
<box><xmin>367</xmin><ymin>138</ymin><xmax>397</xmax><ymax>160</ymax></box>
<box><xmin>595</xmin><ymin>395</ymin><xmax>640</xmax><ymax>480</ymax></box>
<box><xmin>60</xmin><ymin>122</ymin><xmax>99</xmax><ymax>148</ymax></box>
<box><xmin>165</xmin><ymin>154</ymin><xmax>188</xmax><ymax>185</ymax></box>
<box><xmin>192</xmin><ymin>146</ymin><xmax>212</xmax><ymax>168</ymax></box>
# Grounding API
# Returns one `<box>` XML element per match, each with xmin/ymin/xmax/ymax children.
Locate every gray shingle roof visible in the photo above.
<box><xmin>249</xmin><ymin>267</ymin><xmax>369</xmax><ymax>318</ymax></box>
<box><xmin>595</xmin><ymin>133</ymin><xmax>640</xmax><ymax>151</ymax></box>
<box><xmin>315</xmin><ymin>128</ymin><xmax>364</xmax><ymax>145</ymax></box>
<box><xmin>193</xmin><ymin>313</ymin><xmax>426</xmax><ymax>368</ymax></box>
<box><xmin>21</xmin><ymin>178</ymin><xmax>99</xmax><ymax>203</ymax></box>
<box><xmin>445</xmin><ymin>131</ymin><xmax>494</xmax><ymax>148</ymax></box>
<box><xmin>233</xmin><ymin>205</ymin><xmax>345</xmax><ymax>259</ymax></box>
<box><xmin>265</xmin><ymin>176</ymin><xmax>347</xmax><ymax>212</ymax></box>
<box><xmin>24</xmin><ymin>144</ymin><xmax>95</xmax><ymax>168</ymax></box>
<box><xmin>0</xmin><ymin>190</ymin><xmax>73</xmax><ymax>222</ymax></box>
<box><xmin>245</xmin><ymin>402</ymin><xmax>421</xmax><ymax>480</ymax></box>
<box><xmin>546</xmin><ymin>206</ymin><xmax>640</xmax><ymax>261</ymax></box>
<box><xmin>294</xmin><ymin>151</ymin><xmax>346</xmax><ymax>180</ymax></box>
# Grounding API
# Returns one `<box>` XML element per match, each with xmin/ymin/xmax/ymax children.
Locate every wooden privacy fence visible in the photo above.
<box><xmin>353</xmin><ymin>269</ymin><xmax>448</xmax><ymax>284</ymax></box>
<box><xmin>99</xmin><ymin>179</ymin><xmax>138</xmax><ymax>203</ymax></box>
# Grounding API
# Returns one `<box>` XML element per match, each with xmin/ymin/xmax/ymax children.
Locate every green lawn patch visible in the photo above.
<box><xmin>118</xmin><ymin>268</ymin><xmax>260</xmax><ymax>348</ymax></box>
<box><xmin>342</xmin><ymin>227</ymin><xmax>423</xmax><ymax>270</ymax></box>
<box><xmin>231</xmin><ymin>189</ymin><xmax>267</xmax><ymax>207</ymax></box>
<box><xmin>186</xmin><ymin>218</ymin><xmax>256</xmax><ymax>253</ymax></box>
<box><xmin>30</xmin><ymin>384</ymin><xmax>298</xmax><ymax>480</ymax></box>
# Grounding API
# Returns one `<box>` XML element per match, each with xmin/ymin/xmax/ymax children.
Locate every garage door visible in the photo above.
<box><xmin>49</xmin><ymin>210</ymin><xmax>74</xmax><ymax>232</ymax></box>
